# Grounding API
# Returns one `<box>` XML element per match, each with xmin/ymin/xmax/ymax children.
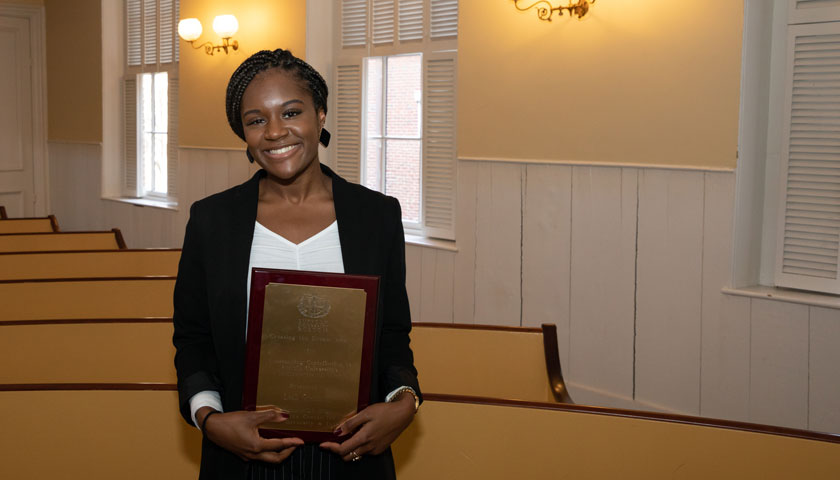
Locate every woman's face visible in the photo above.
<box><xmin>240</xmin><ymin>68</ymin><xmax>326</xmax><ymax>182</ymax></box>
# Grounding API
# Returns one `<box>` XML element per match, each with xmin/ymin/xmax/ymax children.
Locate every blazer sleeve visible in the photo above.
<box><xmin>172</xmin><ymin>202</ymin><xmax>223</xmax><ymax>425</ymax></box>
<box><xmin>377</xmin><ymin>197</ymin><xmax>423</xmax><ymax>403</ymax></box>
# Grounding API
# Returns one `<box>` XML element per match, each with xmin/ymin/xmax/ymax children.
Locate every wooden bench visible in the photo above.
<box><xmin>0</xmin><ymin>215</ymin><xmax>59</xmax><ymax>234</ymax></box>
<box><xmin>411</xmin><ymin>323</ymin><xmax>572</xmax><ymax>403</ymax></box>
<box><xmin>0</xmin><ymin>277</ymin><xmax>174</xmax><ymax>322</ymax></box>
<box><xmin>1</xmin><ymin>389</ymin><xmax>837</xmax><ymax>479</ymax></box>
<box><xmin>0</xmin><ymin>249</ymin><xmax>181</xmax><ymax>281</ymax></box>
<box><xmin>0</xmin><ymin>229</ymin><xmax>126</xmax><ymax>253</ymax></box>
<box><xmin>392</xmin><ymin>394</ymin><xmax>840</xmax><ymax>479</ymax></box>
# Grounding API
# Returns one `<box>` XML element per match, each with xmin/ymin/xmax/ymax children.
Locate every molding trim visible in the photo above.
<box><xmin>722</xmin><ymin>285</ymin><xmax>840</xmax><ymax>310</ymax></box>
<box><xmin>404</xmin><ymin>234</ymin><xmax>458</xmax><ymax>252</ymax></box>
<box><xmin>459</xmin><ymin>156</ymin><xmax>735</xmax><ymax>172</ymax></box>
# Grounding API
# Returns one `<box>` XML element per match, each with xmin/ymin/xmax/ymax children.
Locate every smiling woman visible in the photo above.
<box><xmin>172</xmin><ymin>49</ymin><xmax>421</xmax><ymax>480</ymax></box>
<box><xmin>240</xmin><ymin>69</ymin><xmax>326</xmax><ymax>184</ymax></box>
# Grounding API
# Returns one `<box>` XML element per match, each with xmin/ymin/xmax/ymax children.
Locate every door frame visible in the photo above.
<box><xmin>0</xmin><ymin>3</ymin><xmax>48</xmax><ymax>216</ymax></box>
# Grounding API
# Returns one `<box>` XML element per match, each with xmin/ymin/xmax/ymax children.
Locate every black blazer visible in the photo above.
<box><xmin>172</xmin><ymin>164</ymin><xmax>421</xmax><ymax>479</ymax></box>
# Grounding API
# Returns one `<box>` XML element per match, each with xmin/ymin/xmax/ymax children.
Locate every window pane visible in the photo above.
<box><xmin>385</xmin><ymin>54</ymin><xmax>421</xmax><ymax>138</ymax></box>
<box><xmin>365</xmin><ymin>138</ymin><xmax>382</xmax><ymax>191</ymax></box>
<box><xmin>141</xmin><ymin>73</ymin><xmax>152</xmax><ymax>132</ymax></box>
<box><xmin>154</xmin><ymin>133</ymin><xmax>168</xmax><ymax>194</ymax></box>
<box><xmin>385</xmin><ymin>138</ymin><xmax>421</xmax><ymax>223</ymax></box>
<box><xmin>154</xmin><ymin>72</ymin><xmax>168</xmax><ymax>133</ymax></box>
<box><xmin>142</xmin><ymin>132</ymin><xmax>153</xmax><ymax>193</ymax></box>
<box><xmin>365</xmin><ymin>57</ymin><xmax>383</xmax><ymax>138</ymax></box>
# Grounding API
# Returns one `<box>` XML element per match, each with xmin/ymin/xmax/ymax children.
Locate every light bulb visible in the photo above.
<box><xmin>177</xmin><ymin>18</ymin><xmax>202</xmax><ymax>42</ymax></box>
<box><xmin>212</xmin><ymin>15</ymin><xmax>239</xmax><ymax>38</ymax></box>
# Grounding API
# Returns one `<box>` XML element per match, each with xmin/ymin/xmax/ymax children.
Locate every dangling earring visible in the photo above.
<box><xmin>246</xmin><ymin>149</ymin><xmax>255</xmax><ymax>163</ymax></box>
<box><xmin>319</xmin><ymin>128</ymin><xmax>331</xmax><ymax>147</ymax></box>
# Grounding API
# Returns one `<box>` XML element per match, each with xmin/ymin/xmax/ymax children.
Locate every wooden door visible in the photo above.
<box><xmin>0</xmin><ymin>12</ymin><xmax>36</xmax><ymax>217</ymax></box>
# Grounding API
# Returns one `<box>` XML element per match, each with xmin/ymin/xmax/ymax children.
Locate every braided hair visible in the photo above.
<box><xmin>225</xmin><ymin>49</ymin><xmax>328</xmax><ymax>142</ymax></box>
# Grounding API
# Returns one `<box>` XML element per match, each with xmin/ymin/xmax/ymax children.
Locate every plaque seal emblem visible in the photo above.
<box><xmin>297</xmin><ymin>294</ymin><xmax>331</xmax><ymax>318</ymax></box>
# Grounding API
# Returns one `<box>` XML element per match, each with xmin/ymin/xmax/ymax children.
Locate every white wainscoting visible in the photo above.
<box><xmin>48</xmin><ymin>142</ymin><xmax>258</xmax><ymax>248</ymax></box>
<box><xmin>403</xmin><ymin>159</ymin><xmax>840</xmax><ymax>435</ymax></box>
<box><xmin>47</xmin><ymin>143</ymin><xmax>840</xmax><ymax>434</ymax></box>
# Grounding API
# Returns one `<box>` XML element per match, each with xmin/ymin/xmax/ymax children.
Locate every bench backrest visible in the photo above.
<box><xmin>392</xmin><ymin>395</ymin><xmax>840</xmax><ymax>479</ymax></box>
<box><xmin>410</xmin><ymin>323</ymin><xmax>570</xmax><ymax>403</ymax></box>
<box><xmin>0</xmin><ymin>215</ymin><xmax>58</xmax><ymax>234</ymax></box>
<box><xmin>0</xmin><ymin>321</ymin><xmax>176</xmax><ymax>384</ymax></box>
<box><xmin>0</xmin><ymin>229</ymin><xmax>125</xmax><ymax>252</ymax></box>
<box><xmin>0</xmin><ymin>390</ymin><xmax>201</xmax><ymax>479</ymax></box>
<box><xmin>0</xmin><ymin>249</ymin><xmax>181</xmax><ymax>280</ymax></box>
<box><xmin>0</xmin><ymin>277</ymin><xmax>174</xmax><ymax>321</ymax></box>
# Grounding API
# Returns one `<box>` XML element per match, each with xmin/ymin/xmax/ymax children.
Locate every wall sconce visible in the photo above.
<box><xmin>513</xmin><ymin>0</ymin><xmax>596</xmax><ymax>21</ymax></box>
<box><xmin>178</xmin><ymin>15</ymin><xmax>240</xmax><ymax>55</ymax></box>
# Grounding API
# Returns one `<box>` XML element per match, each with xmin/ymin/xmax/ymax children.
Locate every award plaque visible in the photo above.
<box><xmin>243</xmin><ymin>268</ymin><xmax>379</xmax><ymax>443</ymax></box>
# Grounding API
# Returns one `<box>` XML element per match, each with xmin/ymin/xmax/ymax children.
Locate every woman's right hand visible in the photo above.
<box><xmin>198</xmin><ymin>407</ymin><xmax>304</xmax><ymax>463</ymax></box>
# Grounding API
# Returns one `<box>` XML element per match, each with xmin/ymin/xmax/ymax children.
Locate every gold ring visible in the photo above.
<box><xmin>351</xmin><ymin>451</ymin><xmax>362</xmax><ymax>462</ymax></box>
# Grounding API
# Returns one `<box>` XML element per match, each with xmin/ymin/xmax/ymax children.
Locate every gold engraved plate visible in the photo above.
<box><xmin>256</xmin><ymin>283</ymin><xmax>367</xmax><ymax>432</ymax></box>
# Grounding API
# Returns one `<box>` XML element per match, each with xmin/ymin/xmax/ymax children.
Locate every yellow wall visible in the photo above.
<box><xmin>178</xmin><ymin>0</ymin><xmax>306</xmax><ymax>148</ymax></box>
<box><xmin>44</xmin><ymin>0</ymin><xmax>101</xmax><ymax>143</ymax></box>
<box><xmin>458</xmin><ymin>0</ymin><xmax>743</xmax><ymax>169</ymax></box>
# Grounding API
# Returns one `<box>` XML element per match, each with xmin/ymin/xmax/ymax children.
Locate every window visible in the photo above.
<box><xmin>140</xmin><ymin>71</ymin><xmax>169</xmax><ymax>196</ymax></box>
<box><xmin>335</xmin><ymin>0</ymin><xmax>458</xmax><ymax>240</ymax></box>
<box><xmin>124</xmin><ymin>0</ymin><xmax>179</xmax><ymax>200</ymax></box>
<box><xmin>774</xmin><ymin>18</ymin><xmax>840</xmax><ymax>294</ymax></box>
<box><xmin>363</xmin><ymin>54</ymin><xmax>423</xmax><ymax>225</ymax></box>
<box><xmin>734</xmin><ymin>0</ymin><xmax>840</xmax><ymax>295</ymax></box>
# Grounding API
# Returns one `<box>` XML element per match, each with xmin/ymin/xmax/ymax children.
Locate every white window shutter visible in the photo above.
<box><xmin>123</xmin><ymin>76</ymin><xmax>140</xmax><ymax>196</ymax></box>
<box><xmin>788</xmin><ymin>0</ymin><xmax>840</xmax><ymax>24</ymax></box>
<box><xmin>143</xmin><ymin>0</ymin><xmax>157</xmax><ymax>65</ymax></box>
<box><xmin>372</xmin><ymin>0</ymin><xmax>395</xmax><ymax>45</ymax></box>
<box><xmin>335</xmin><ymin>58</ymin><xmax>364</xmax><ymax>184</ymax></box>
<box><xmin>126</xmin><ymin>0</ymin><xmax>142</xmax><ymax>67</ymax></box>
<box><xmin>430</xmin><ymin>0</ymin><xmax>458</xmax><ymax>40</ymax></box>
<box><xmin>158</xmin><ymin>0</ymin><xmax>175</xmax><ymax>64</ymax></box>
<box><xmin>167</xmin><ymin>78</ymin><xmax>179</xmax><ymax>197</ymax></box>
<box><xmin>422</xmin><ymin>51</ymin><xmax>456</xmax><ymax>240</ymax></box>
<box><xmin>398</xmin><ymin>0</ymin><xmax>424</xmax><ymax>43</ymax></box>
<box><xmin>342</xmin><ymin>0</ymin><xmax>369</xmax><ymax>48</ymax></box>
<box><xmin>775</xmin><ymin>22</ymin><xmax>840</xmax><ymax>294</ymax></box>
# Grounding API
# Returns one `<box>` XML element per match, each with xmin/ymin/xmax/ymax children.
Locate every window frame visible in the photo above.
<box><xmin>122</xmin><ymin>0</ymin><xmax>179</xmax><ymax>203</ymax></box>
<box><xmin>361</xmin><ymin>52</ymin><xmax>425</xmax><ymax>232</ymax></box>
<box><xmin>732</xmin><ymin>0</ymin><xmax>840</xmax><ymax>295</ymax></box>
<box><xmin>333</xmin><ymin>0</ymin><xmax>458</xmax><ymax>241</ymax></box>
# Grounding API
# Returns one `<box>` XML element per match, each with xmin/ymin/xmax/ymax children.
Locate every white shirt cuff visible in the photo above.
<box><xmin>189</xmin><ymin>390</ymin><xmax>223</xmax><ymax>430</ymax></box>
<box><xmin>384</xmin><ymin>385</ymin><xmax>416</xmax><ymax>403</ymax></box>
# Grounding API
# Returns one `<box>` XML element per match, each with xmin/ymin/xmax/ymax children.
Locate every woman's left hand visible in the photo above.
<box><xmin>319</xmin><ymin>392</ymin><xmax>416</xmax><ymax>461</ymax></box>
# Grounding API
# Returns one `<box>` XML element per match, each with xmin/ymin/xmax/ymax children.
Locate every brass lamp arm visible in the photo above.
<box><xmin>187</xmin><ymin>37</ymin><xmax>239</xmax><ymax>56</ymax></box>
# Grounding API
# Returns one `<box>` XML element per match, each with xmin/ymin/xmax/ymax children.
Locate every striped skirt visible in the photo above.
<box><xmin>249</xmin><ymin>445</ymin><xmax>341</xmax><ymax>480</ymax></box>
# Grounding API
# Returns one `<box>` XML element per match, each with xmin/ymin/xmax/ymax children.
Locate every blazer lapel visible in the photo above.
<box><xmin>325</xmin><ymin>164</ymin><xmax>367</xmax><ymax>275</ymax></box>
<box><xmin>228</xmin><ymin>170</ymin><xmax>262</xmax><ymax>363</ymax></box>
